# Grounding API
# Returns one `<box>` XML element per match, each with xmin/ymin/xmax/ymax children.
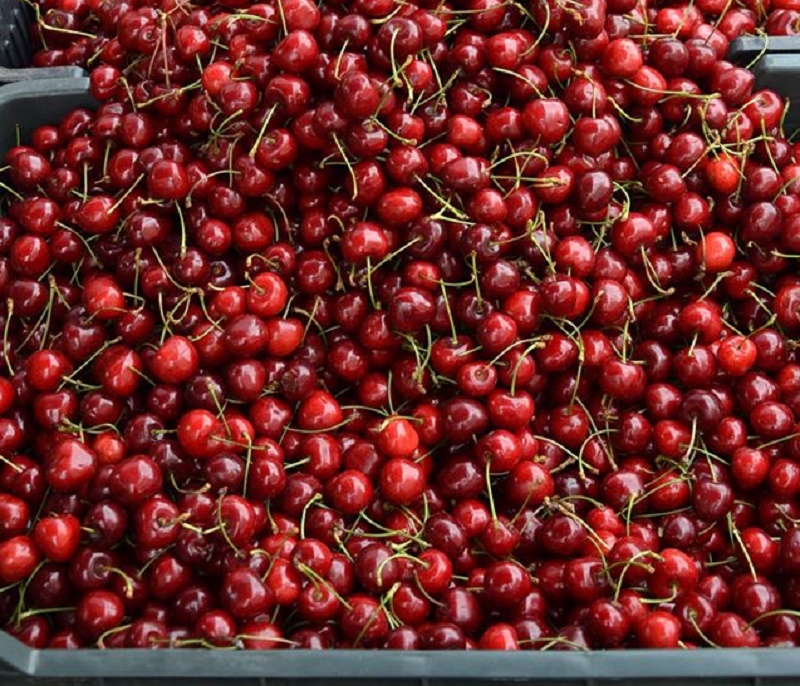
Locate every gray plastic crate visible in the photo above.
<box><xmin>0</xmin><ymin>8</ymin><xmax>798</xmax><ymax>685</ymax></box>
<box><xmin>2</xmin><ymin>624</ymin><xmax>800</xmax><ymax>681</ymax></box>
<box><xmin>0</xmin><ymin>0</ymin><xmax>31</xmax><ymax>68</ymax></box>
<box><xmin>729</xmin><ymin>35</ymin><xmax>800</xmax><ymax>134</ymax></box>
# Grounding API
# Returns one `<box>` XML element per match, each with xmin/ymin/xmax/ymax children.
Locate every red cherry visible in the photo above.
<box><xmin>220</xmin><ymin>568</ymin><xmax>273</xmax><ymax>619</ymax></box>
<box><xmin>698</xmin><ymin>231</ymin><xmax>736</xmax><ymax>272</ymax></box>
<box><xmin>147</xmin><ymin>160</ymin><xmax>189</xmax><ymax>200</ymax></box>
<box><xmin>636</xmin><ymin>611</ymin><xmax>681</xmax><ymax>648</ymax></box>
<box><xmin>328</xmin><ymin>469</ymin><xmax>373</xmax><ymax>515</ymax></box>
<box><xmin>0</xmin><ymin>535</ymin><xmax>40</xmax><ymax>583</ymax></box>
<box><xmin>376</xmin><ymin>417</ymin><xmax>419</xmax><ymax>458</ymax></box>
<box><xmin>380</xmin><ymin>458</ymin><xmax>426</xmax><ymax>505</ymax></box>
<box><xmin>76</xmin><ymin>590</ymin><xmax>125</xmax><ymax>638</ymax></box>
<box><xmin>297</xmin><ymin>391</ymin><xmax>343</xmax><ymax>431</ymax></box>
<box><xmin>152</xmin><ymin>336</ymin><xmax>200</xmax><ymax>384</ymax></box>
<box><xmin>33</xmin><ymin>514</ymin><xmax>81</xmax><ymax>562</ymax></box>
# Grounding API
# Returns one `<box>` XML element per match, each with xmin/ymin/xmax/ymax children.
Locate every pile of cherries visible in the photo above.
<box><xmin>1</xmin><ymin>0</ymin><xmax>800</xmax><ymax>653</ymax></box>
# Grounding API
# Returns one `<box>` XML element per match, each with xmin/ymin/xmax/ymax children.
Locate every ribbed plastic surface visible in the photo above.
<box><xmin>729</xmin><ymin>36</ymin><xmax>800</xmax><ymax>134</ymax></box>
<box><xmin>0</xmin><ymin>0</ymin><xmax>30</xmax><ymax>68</ymax></box>
<box><xmin>0</xmin><ymin>677</ymin><xmax>795</xmax><ymax>686</ymax></box>
<box><xmin>0</xmin><ymin>77</ymin><xmax>93</xmax><ymax>154</ymax></box>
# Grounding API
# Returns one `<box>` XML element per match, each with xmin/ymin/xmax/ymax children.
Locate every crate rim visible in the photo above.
<box><xmin>3</xmin><ymin>629</ymin><xmax>800</xmax><ymax>679</ymax></box>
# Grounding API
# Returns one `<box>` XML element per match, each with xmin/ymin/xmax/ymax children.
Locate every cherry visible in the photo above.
<box><xmin>649</xmin><ymin>548</ymin><xmax>699</xmax><ymax>600</ymax></box>
<box><xmin>380</xmin><ymin>458</ymin><xmax>426</xmax><ymax>505</ymax></box>
<box><xmin>587</xmin><ymin>599</ymin><xmax>631</xmax><ymax>647</ymax></box>
<box><xmin>33</xmin><ymin>514</ymin><xmax>81</xmax><ymax>563</ymax></box>
<box><xmin>356</xmin><ymin>543</ymin><xmax>402</xmax><ymax>594</ymax></box>
<box><xmin>147</xmin><ymin>160</ymin><xmax>190</xmax><ymax>200</ymax></box>
<box><xmin>9</xmin><ymin>149</ymin><xmax>51</xmax><ymax>189</ymax></box>
<box><xmin>195</xmin><ymin>610</ymin><xmax>237</xmax><ymax>647</ymax></box>
<box><xmin>297</xmin><ymin>391</ymin><xmax>343</xmax><ymax>431</ymax></box>
<box><xmin>110</xmin><ymin>456</ymin><xmax>163</xmax><ymax>506</ymax></box>
<box><xmin>539</xmin><ymin>514</ymin><xmax>588</xmax><ymax>558</ymax></box>
<box><xmin>47</xmin><ymin>438</ymin><xmax>97</xmax><ymax>492</ymax></box>
<box><xmin>692</xmin><ymin>479</ymin><xmax>734</xmax><ymax>521</ymax></box>
<box><xmin>436</xmin><ymin>587</ymin><xmax>483</xmax><ymax>637</ymax></box>
<box><xmin>564</xmin><ymin>557</ymin><xmax>610</xmax><ymax>603</ymax></box>
<box><xmin>0</xmin><ymin>536</ymin><xmax>40</xmax><ymax>583</ymax></box>
<box><xmin>341</xmin><ymin>595</ymin><xmax>389</xmax><ymax>646</ymax></box>
<box><xmin>441</xmin><ymin>398</ymin><xmax>489</xmax><ymax>443</ymax></box>
<box><xmin>94</xmin><ymin>345</ymin><xmax>143</xmax><ymax>396</ymax></box>
<box><xmin>600</xmin><ymin>359</ymin><xmax>646</xmax><ymax>403</ymax></box>
<box><xmin>718</xmin><ymin>335</ymin><xmax>757</xmax><ymax>376</ymax></box>
<box><xmin>220</xmin><ymin>568</ymin><xmax>273</xmax><ymax>619</ymax></box>
<box><xmin>297</xmin><ymin>582</ymin><xmax>340</xmax><ymax>623</ymax></box>
<box><xmin>0</xmin><ymin>493</ymin><xmax>29</xmax><ymax>539</ymax></box>
<box><xmin>151</xmin><ymin>336</ymin><xmax>200</xmax><ymax>384</ymax></box>
<box><xmin>750</xmin><ymin>401</ymin><xmax>794</xmax><ymax>439</ymax></box>
<box><xmin>711</xmin><ymin>612</ymin><xmax>761</xmax><ymax>647</ymax></box>
<box><xmin>636</xmin><ymin>611</ymin><xmax>681</xmax><ymax>648</ymax></box>
<box><xmin>523</xmin><ymin>99</ymin><xmax>570</xmax><ymax>144</ymax></box>
<box><xmin>77</xmin><ymin>590</ymin><xmax>125</xmax><ymax>638</ymax></box>
<box><xmin>327</xmin><ymin>469</ymin><xmax>373</xmax><ymax>514</ymax></box>
<box><xmin>478</xmin><ymin>623</ymin><xmax>519</xmax><ymax>650</ymax></box>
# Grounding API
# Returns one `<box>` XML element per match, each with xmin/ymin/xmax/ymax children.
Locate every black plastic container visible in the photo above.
<box><xmin>728</xmin><ymin>35</ymin><xmax>800</xmax><ymax>133</ymax></box>
<box><xmin>0</xmin><ymin>0</ymin><xmax>31</xmax><ymax>68</ymax></box>
<box><xmin>1</xmin><ymin>10</ymin><xmax>800</xmax><ymax>685</ymax></box>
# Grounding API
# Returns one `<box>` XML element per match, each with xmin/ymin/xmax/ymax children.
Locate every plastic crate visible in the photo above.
<box><xmin>3</xmin><ymin>624</ymin><xmax>800</xmax><ymax>682</ymax></box>
<box><xmin>0</xmin><ymin>9</ymin><xmax>800</xmax><ymax>686</ymax></box>
<box><xmin>0</xmin><ymin>0</ymin><xmax>91</xmax><ymax>149</ymax></box>
<box><xmin>0</xmin><ymin>0</ymin><xmax>31</xmax><ymax>69</ymax></box>
<box><xmin>729</xmin><ymin>35</ymin><xmax>800</xmax><ymax>134</ymax></box>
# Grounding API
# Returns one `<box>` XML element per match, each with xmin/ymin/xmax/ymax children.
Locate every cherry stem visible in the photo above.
<box><xmin>0</xmin><ymin>454</ymin><xmax>22</xmax><ymax>473</ymax></box>
<box><xmin>484</xmin><ymin>459</ymin><xmax>498</xmax><ymax>521</ymax></box>
<box><xmin>749</xmin><ymin>609</ymin><xmax>800</xmax><ymax>628</ymax></box>
<box><xmin>611</xmin><ymin>549</ymin><xmax>660</xmax><ymax>602</ymax></box>
<box><xmin>241</xmin><ymin>438</ymin><xmax>254</xmax><ymax>500</ymax></box>
<box><xmin>352</xmin><ymin>585</ymin><xmax>396</xmax><ymax>646</ymax></box>
<box><xmin>216</xmin><ymin>495</ymin><xmax>241</xmax><ymax>555</ymax></box>
<box><xmin>234</xmin><ymin>634</ymin><xmax>298</xmax><ymax>647</ymax></box>
<box><xmin>103</xmin><ymin>566</ymin><xmax>136</xmax><ymax>599</ymax></box>
<box><xmin>757</xmin><ymin>430</ymin><xmax>800</xmax><ymax>450</ymax></box>
<box><xmin>638</xmin><ymin>587</ymin><xmax>679</xmax><ymax>605</ymax></box>
<box><xmin>248</xmin><ymin>103</ymin><xmax>278</xmax><ymax>158</ymax></box>
<box><xmin>539</xmin><ymin>635</ymin><xmax>590</xmax><ymax>652</ymax></box>
<box><xmin>97</xmin><ymin>624</ymin><xmax>133</xmax><ymax>649</ymax></box>
<box><xmin>297</xmin><ymin>562</ymin><xmax>352</xmax><ymax>610</ymax></box>
<box><xmin>728</xmin><ymin>513</ymin><xmax>758</xmax><ymax>582</ymax></box>
<box><xmin>299</xmin><ymin>493</ymin><xmax>323</xmax><ymax>540</ymax></box>
<box><xmin>554</xmin><ymin>500</ymin><xmax>608</xmax><ymax>561</ymax></box>
<box><xmin>17</xmin><ymin>606</ymin><xmax>76</xmax><ymax>620</ymax></box>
